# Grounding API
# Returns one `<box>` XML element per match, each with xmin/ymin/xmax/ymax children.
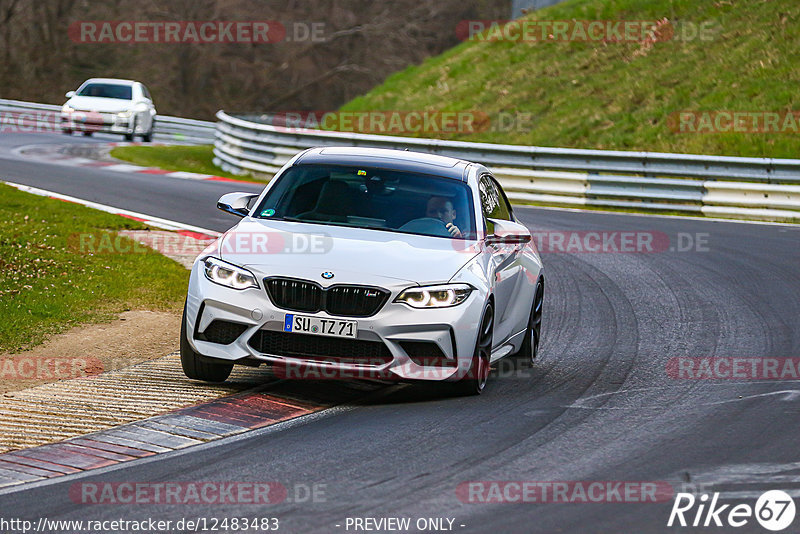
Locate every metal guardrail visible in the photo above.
<box><xmin>213</xmin><ymin>111</ymin><xmax>800</xmax><ymax>222</ymax></box>
<box><xmin>3</xmin><ymin>98</ymin><xmax>797</xmax><ymax>222</ymax></box>
<box><xmin>0</xmin><ymin>98</ymin><xmax>215</xmax><ymax>144</ymax></box>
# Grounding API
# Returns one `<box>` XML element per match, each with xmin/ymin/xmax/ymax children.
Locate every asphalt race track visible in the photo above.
<box><xmin>1</xmin><ymin>133</ymin><xmax>799</xmax><ymax>533</ymax></box>
<box><xmin>0</xmin><ymin>133</ymin><xmax>263</xmax><ymax>233</ymax></box>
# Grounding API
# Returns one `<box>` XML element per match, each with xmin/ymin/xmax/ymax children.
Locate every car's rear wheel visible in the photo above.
<box><xmin>180</xmin><ymin>305</ymin><xmax>233</xmax><ymax>383</ymax></box>
<box><xmin>82</xmin><ymin>131</ymin><xmax>93</xmax><ymax>137</ymax></box>
<box><xmin>515</xmin><ymin>278</ymin><xmax>543</xmax><ymax>365</ymax></box>
<box><xmin>62</xmin><ymin>129</ymin><xmax>72</xmax><ymax>135</ymax></box>
<box><xmin>451</xmin><ymin>303</ymin><xmax>493</xmax><ymax>396</ymax></box>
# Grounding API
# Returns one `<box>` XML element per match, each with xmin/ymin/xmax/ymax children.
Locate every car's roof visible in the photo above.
<box><xmin>80</xmin><ymin>78</ymin><xmax>137</xmax><ymax>86</ymax></box>
<box><xmin>295</xmin><ymin>147</ymin><xmax>471</xmax><ymax>181</ymax></box>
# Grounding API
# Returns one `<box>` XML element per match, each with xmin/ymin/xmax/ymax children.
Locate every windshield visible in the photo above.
<box><xmin>254</xmin><ymin>164</ymin><xmax>476</xmax><ymax>240</ymax></box>
<box><xmin>76</xmin><ymin>83</ymin><xmax>133</xmax><ymax>100</ymax></box>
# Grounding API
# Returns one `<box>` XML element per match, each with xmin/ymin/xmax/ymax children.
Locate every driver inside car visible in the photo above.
<box><xmin>426</xmin><ymin>196</ymin><xmax>462</xmax><ymax>238</ymax></box>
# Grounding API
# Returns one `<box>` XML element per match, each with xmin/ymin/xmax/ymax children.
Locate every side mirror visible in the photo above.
<box><xmin>485</xmin><ymin>218</ymin><xmax>531</xmax><ymax>245</ymax></box>
<box><xmin>217</xmin><ymin>192</ymin><xmax>259</xmax><ymax>218</ymax></box>
<box><xmin>65</xmin><ymin>91</ymin><xmax>75</xmax><ymax>99</ymax></box>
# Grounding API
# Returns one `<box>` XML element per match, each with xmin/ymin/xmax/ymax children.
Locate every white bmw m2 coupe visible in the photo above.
<box><xmin>182</xmin><ymin>147</ymin><xmax>543</xmax><ymax>394</ymax></box>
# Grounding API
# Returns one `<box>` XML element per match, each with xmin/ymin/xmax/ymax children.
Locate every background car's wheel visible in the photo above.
<box><xmin>142</xmin><ymin>119</ymin><xmax>154</xmax><ymax>142</ymax></box>
<box><xmin>451</xmin><ymin>303</ymin><xmax>493</xmax><ymax>396</ymax></box>
<box><xmin>515</xmin><ymin>278</ymin><xmax>543</xmax><ymax>365</ymax></box>
<box><xmin>82</xmin><ymin>131</ymin><xmax>93</xmax><ymax>137</ymax></box>
<box><xmin>62</xmin><ymin>129</ymin><xmax>72</xmax><ymax>135</ymax></box>
<box><xmin>180</xmin><ymin>305</ymin><xmax>233</xmax><ymax>383</ymax></box>
<box><xmin>124</xmin><ymin>118</ymin><xmax>136</xmax><ymax>141</ymax></box>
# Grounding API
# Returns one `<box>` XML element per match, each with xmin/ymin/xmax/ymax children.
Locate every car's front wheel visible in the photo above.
<box><xmin>451</xmin><ymin>303</ymin><xmax>493</xmax><ymax>396</ymax></box>
<box><xmin>180</xmin><ymin>305</ymin><xmax>233</xmax><ymax>383</ymax></box>
<box><xmin>124</xmin><ymin>118</ymin><xmax>136</xmax><ymax>141</ymax></box>
<box><xmin>142</xmin><ymin>119</ymin><xmax>154</xmax><ymax>142</ymax></box>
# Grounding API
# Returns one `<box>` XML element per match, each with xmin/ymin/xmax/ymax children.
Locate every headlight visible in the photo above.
<box><xmin>395</xmin><ymin>284</ymin><xmax>473</xmax><ymax>308</ymax></box>
<box><xmin>117</xmin><ymin>110</ymin><xmax>132</xmax><ymax>118</ymax></box>
<box><xmin>62</xmin><ymin>104</ymin><xmax>74</xmax><ymax>113</ymax></box>
<box><xmin>203</xmin><ymin>257</ymin><xmax>259</xmax><ymax>290</ymax></box>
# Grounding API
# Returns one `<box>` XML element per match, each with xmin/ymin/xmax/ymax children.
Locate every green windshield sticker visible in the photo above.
<box><xmin>357</xmin><ymin>170</ymin><xmax>367</xmax><ymax>176</ymax></box>
<box><xmin>261</xmin><ymin>208</ymin><xmax>276</xmax><ymax>217</ymax></box>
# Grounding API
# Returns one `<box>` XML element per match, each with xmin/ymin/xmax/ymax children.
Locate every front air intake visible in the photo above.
<box><xmin>195</xmin><ymin>320</ymin><xmax>249</xmax><ymax>345</ymax></box>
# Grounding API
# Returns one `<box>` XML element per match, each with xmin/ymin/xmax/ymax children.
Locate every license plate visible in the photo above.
<box><xmin>284</xmin><ymin>314</ymin><xmax>357</xmax><ymax>339</ymax></box>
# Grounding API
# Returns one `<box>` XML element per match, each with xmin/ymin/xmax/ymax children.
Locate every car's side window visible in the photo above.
<box><xmin>490</xmin><ymin>176</ymin><xmax>514</xmax><ymax>221</ymax></box>
<box><xmin>141</xmin><ymin>84</ymin><xmax>152</xmax><ymax>100</ymax></box>
<box><xmin>479</xmin><ymin>174</ymin><xmax>511</xmax><ymax>222</ymax></box>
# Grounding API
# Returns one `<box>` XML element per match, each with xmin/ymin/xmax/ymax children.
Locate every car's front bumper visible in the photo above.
<box><xmin>60</xmin><ymin>111</ymin><xmax>134</xmax><ymax>134</ymax></box>
<box><xmin>185</xmin><ymin>260</ymin><xmax>486</xmax><ymax>382</ymax></box>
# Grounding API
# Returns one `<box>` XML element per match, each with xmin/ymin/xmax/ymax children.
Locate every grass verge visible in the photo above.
<box><xmin>341</xmin><ymin>0</ymin><xmax>800</xmax><ymax>159</ymax></box>
<box><xmin>110</xmin><ymin>144</ymin><xmax>261</xmax><ymax>181</ymax></box>
<box><xmin>0</xmin><ymin>183</ymin><xmax>189</xmax><ymax>353</ymax></box>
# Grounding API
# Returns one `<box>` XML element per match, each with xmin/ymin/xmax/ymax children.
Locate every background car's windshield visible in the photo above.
<box><xmin>254</xmin><ymin>164</ymin><xmax>476</xmax><ymax>239</ymax></box>
<box><xmin>76</xmin><ymin>83</ymin><xmax>132</xmax><ymax>100</ymax></box>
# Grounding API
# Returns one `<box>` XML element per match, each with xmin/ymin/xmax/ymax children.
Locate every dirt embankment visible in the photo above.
<box><xmin>0</xmin><ymin>310</ymin><xmax>181</xmax><ymax>395</ymax></box>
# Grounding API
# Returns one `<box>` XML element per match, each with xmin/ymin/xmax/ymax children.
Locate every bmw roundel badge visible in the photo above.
<box><xmin>321</xmin><ymin>272</ymin><xmax>334</xmax><ymax>280</ymax></box>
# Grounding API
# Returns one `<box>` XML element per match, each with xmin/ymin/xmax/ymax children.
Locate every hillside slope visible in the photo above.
<box><xmin>341</xmin><ymin>0</ymin><xmax>800</xmax><ymax>158</ymax></box>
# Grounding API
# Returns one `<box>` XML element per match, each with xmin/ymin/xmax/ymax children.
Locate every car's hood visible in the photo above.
<box><xmin>217</xmin><ymin>219</ymin><xmax>479</xmax><ymax>287</ymax></box>
<box><xmin>66</xmin><ymin>96</ymin><xmax>133</xmax><ymax>113</ymax></box>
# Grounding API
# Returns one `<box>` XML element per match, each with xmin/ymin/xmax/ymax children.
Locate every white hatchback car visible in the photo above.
<box><xmin>60</xmin><ymin>78</ymin><xmax>156</xmax><ymax>141</ymax></box>
<box><xmin>182</xmin><ymin>147</ymin><xmax>544</xmax><ymax>395</ymax></box>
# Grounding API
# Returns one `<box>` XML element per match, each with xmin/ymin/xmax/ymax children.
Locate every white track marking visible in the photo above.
<box><xmin>2</xmin><ymin>181</ymin><xmax>221</xmax><ymax>237</ymax></box>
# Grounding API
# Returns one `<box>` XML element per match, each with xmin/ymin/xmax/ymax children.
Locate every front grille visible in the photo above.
<box><xmin>400</xmin><ymin>341</ymin><xmax>455</xmax><ymax>367</ymax></box>
<box><xmin>326</xmin><ymin>286</ymin><xmax>388</xmax><ymax>317</ymax></box>
<box><xmin>265</xmin><ymin>278</ymin><xmax>322</xmax><ymax>313</ymax></box>
<box><xmin>265</xmin><ymin>277</ymin><xmax>389</xmax><ymax>317</ymax></box>
<box><xmin>195</xmin><ymin>320</ymin><xmax>249</xmax><ymax>345</ymax></box>
<box><xmin>248</xmin><ymin>330</ymin><xmax>393</xmax><ymax>366</ymax></box>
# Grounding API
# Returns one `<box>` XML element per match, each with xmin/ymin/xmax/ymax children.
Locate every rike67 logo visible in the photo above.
<box><xmin>668</xmin><ymin>490</ymin><xmax>796</xmax><ymax>531</ymax></box>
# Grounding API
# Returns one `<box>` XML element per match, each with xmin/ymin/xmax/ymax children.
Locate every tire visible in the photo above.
<box><xmin>124</xmin><ymin>118</ymin><xmax>135</xmax><ymax>142</ymax></box>
<box><xmin>62</xmin><ymin>129</ymin><xmax>72</xmax><ymax>135</ymax></box>
<box><xmin>450</xmin><ymin>303</ymin><xmax>493</xmax><ymax>396</ymax></box>
<box><xmin>180</xmin><ymin>305</ymin><xmax>233</xmax><ymax>383</ymax></box>
<box><xmin>515</xmin><ymin>278</ymin><xmax>543</xmax><ymax>365</ymax></box>
<box><xmin>142</xmin><ymin>119</ymin><xmax>155</xmax><ymax>142</ymax></box>
<box><xmin>82</xmin><ymin>131</ymin><xmax>93</xmax><ymax>137</ymax></box>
